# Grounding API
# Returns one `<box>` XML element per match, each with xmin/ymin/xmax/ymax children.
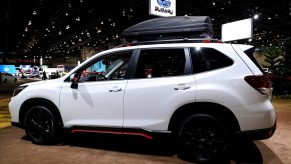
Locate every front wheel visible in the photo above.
<box><xmin>178</xmin><ymin>114</ymin><xmax>229</xmax><ymax>163</ymax></box>
<box><xmin>24</xmin><ymin>106</ymin><xmax>59</xmax><ymax>144</ymax></box>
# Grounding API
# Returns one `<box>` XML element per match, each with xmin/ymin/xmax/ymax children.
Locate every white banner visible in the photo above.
<box><xmin>221</xmin><ymin>18</ymin><xmax>253</xmax><ymax>42</ymax></box>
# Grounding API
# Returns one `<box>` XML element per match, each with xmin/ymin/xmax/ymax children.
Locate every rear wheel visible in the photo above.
<box><xmin>24</xmin><ymin>106</ymin><xmax>59</xmax><ymax>144</ymax></box>
<box><xmin>178</xmin><ymin>114</ymin><xmax>229</xmax><ymax>163</ymax></box>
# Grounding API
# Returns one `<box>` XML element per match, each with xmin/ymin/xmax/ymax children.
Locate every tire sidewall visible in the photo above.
<box><xmin>24</xmin><ymin>106</ymin><xmax>57</xmax><ymax>145</ymax></box>
<box><xmin>178</xmin><ymin>114</ymin><xmax>229</xmax><ymax>163</ymax></box>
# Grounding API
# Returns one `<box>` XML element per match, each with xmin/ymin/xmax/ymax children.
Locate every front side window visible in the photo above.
<box><xmin>190</xmin><ymin>47</ymin><xmax>233</xmax><ymax>73</ymax></box>
<box><xmin>134</xmin><ymin>49</ymin><xmax>186</xmax><ymax>78</ymax></box>
<box><xmin>77</xmin><ymin>51</ymin><xmax>132</xmax><ymax>82</ymax></box>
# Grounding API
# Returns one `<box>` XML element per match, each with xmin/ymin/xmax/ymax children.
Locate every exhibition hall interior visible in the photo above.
<box><xmin>0</xmin><ymin>0</ymin><xmax>291</xmax><ymax>163</ymax></box>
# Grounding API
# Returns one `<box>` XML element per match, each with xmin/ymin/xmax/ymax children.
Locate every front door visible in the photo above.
<box><xmin>60</xmin><ymin>51</ymin><xmax>133</xmax><ymax>128</ymax></box>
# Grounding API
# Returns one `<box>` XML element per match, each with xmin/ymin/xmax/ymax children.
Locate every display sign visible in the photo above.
<box><xmin>221</xmin><ymin>18</ymin><xmax>253</xmax><ymax>42</ymax></box>
<box><xmin>149</xmin><ymin>0</ymin><xmax>176</xmax><ymax>17</ymax></box>
<box><xmin>0</xmin><ymin>65</ymin><xmax>16</xmax><ymax>74</ymax></box>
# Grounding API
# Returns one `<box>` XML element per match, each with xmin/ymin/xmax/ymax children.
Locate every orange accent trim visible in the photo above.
<box><xmin>123</xmin><ymin>132</ymin><xmax>153</xmax><ymax>140</ymax></box>
<box><xmin>71</xmin><ymin>129</ymin><xmax>153</xmax><ymax>140</ymax></box>
<box><xmin>202</xmin><ymin>40</ymin><xmax>210</xmax><ymax>43</ymax></box>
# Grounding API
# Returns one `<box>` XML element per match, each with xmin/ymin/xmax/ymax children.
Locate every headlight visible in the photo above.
<box><xmin>13</xmin><ymin>85</ymin><xmax>28</xmax><ymax>97</ymax></box>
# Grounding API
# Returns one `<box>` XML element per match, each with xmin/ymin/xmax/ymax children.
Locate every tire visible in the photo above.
<box><xmin>24</xmin><ymin>106</ymin><xmax>59</xmax><ymax>144</ymax></box>
<box><xmin>14</xmin><ymin>78</ymin><xmax>17</xmax><ymax>82</ymax></box>
<box><xmin>177</xmin><ymin>114</ymin><xmax>229</xmax><ymax>163</ymax></box>
<box><xmin>4</xmin><ymin>78</ymin><xmax>7</xmax><ymax>83</ymax></box>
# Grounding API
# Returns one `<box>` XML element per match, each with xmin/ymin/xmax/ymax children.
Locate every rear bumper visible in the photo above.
<box><xmin>234</xmin><ymin>121</ymin><xmax>276</xmax><ymax>140</ymax></box>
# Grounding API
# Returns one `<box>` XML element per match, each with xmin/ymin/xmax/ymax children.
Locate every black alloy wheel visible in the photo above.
<box><xmin>178</xmin><ymin>114</ymin><xmax>228</xmax><ymax>163</ymax></box>
<box><xmin>24</xmin><ymin>106</ymin><xmax>58</xmax><ymax>144</ymax></box>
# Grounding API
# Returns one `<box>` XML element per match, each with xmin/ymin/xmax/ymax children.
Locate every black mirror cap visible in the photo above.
<box><xmin>70</xmin><ymin>77</ymin><xmax>79</xmax><ymax>89</ymax></box>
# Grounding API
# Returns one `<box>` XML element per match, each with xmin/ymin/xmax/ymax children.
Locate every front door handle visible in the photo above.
<box><xmin>173</xmin><ymin>84</ymin><xmax>191</xmax><ymax>90</ymax></box>
<box><xmin>109</xmin><ymin>87</ymin><xmax>123</xmax><ymax>92</ymax></box>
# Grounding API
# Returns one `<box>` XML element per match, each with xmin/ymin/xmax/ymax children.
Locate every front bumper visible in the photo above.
<box><xmin>11</xmin><ymin>122</ymin><xmax>23</xmax><ymax>129</ymax></box>
<box><xmin>234</xmin><ymin>121</ymin><xmax>276</xmax><ymax>140</ymax></box>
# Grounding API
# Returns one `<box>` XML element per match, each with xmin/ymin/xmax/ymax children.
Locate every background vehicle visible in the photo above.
<box><xmin>1</xmin><ymin>72</ymin><xmax>17</xmax><ymax>82</ymax></box>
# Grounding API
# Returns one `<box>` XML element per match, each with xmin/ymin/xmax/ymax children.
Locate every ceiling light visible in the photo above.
<box><xmin>28</xmin><ymin>20</ymin><xmax>32</xmax><ymax>26</ymax></box>
<box><xmin>66</xmin><ymin>25</ymin><xmax>70</xmax><ymax>30</ymax></box>
<box><xmin>65</xmin><ymin>13</ymin><xmax>69</xmax><ymax>16</ymax></box>
<box><xmin>253</xmin><ymin>14</ymin><xmax>259</xmax><ymax>19</ymax></box>
<box><xmin>76</xmin><ymin>17</ymin><xmax>80</xmax><ymax>21</ymax></box>
<box><xmin>25</xmin><ymin>27</ymin><xmax>28</xmax><ymax>32</ymax></box>
<box><xmin>33</xmin><ymin>11</ymin><xmax>37</xmax><ymax>15</ymax></box>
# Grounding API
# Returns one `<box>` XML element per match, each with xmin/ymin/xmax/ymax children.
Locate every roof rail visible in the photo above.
<box><xmin>115</xmin><ymin>38</ymin><xmax>221</xmax><ymax>48</ymax></box>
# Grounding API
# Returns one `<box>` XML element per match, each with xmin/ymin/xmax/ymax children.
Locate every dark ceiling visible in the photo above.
<box><xmin>1</xmin><ymin>0</ymin><xmax>291</xmax><ymax>60</ymax></box>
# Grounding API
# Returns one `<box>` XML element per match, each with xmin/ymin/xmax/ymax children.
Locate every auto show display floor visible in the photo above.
<box><xmin>1</xmin><ymin>85</ymin><xmax>291</xmax><ymax>163</ymax></box>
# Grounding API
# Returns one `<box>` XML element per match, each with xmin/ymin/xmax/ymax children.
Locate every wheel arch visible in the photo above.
<box><xmin>19</xmin><ymin>98</ymin><xmax>63</xmax><ymax>128</ymax></box>
<box><xmin>168</xmin><ymin>102</ymin><xmax>241</xmax><ymax>134</ymax></box>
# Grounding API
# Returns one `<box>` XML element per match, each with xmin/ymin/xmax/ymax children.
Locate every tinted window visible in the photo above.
<box><xmin>190</xmin><ymin>47</ymin><xmax>233</xmax><ymax>73</ymax></box>
<box><xmin>77</xmin><ymin>51</ymin><xmax>132</xmax><ymax>82</ymax></box>
<box><xmin>135</xmin><ymin>49</ymin><xmax>186</xmax><ymax>78</ymax></box>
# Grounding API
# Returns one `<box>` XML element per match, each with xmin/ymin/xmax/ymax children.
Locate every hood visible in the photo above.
<box><xmin>19</xmin><ymin>78</ymin><xmax>64</xmax><ymax>87</ymax></box>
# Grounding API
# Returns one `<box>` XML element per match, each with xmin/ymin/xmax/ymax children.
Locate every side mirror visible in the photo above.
<box><xmin>70</xmin><ymin>74</ymin><xmax>79</xmax><ymax>89</ymax></box>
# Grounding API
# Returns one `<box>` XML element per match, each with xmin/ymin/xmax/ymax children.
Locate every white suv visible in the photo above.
<box><xmin>9</xmin><ymin>17</ymin><xmax>276</xmax><ymax>163</ymax></box>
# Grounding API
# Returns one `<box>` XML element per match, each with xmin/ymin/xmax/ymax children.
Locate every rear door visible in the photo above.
<box><xmin>123</xmin><ymin>48</ymin><xmax>196</xmax><ymax>131</ymax></box>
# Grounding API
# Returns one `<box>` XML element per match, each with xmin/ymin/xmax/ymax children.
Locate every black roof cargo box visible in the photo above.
<box><xmin>121</xmin><ymin>16</ymin><xmax>214</xmax><ymax>43</ymax></box>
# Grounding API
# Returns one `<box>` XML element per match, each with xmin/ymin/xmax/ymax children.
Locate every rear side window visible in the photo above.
<box><xmin>190</xmin><ymin>47</ymin><xmax>233</xmax><ymax>73</ymax></box>
<box><xmin>135</xmin><ymin>49</ymin><xmax>186</xmax><ymax>78</ymax></box>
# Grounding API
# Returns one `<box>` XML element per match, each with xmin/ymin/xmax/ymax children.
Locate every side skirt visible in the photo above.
<box><xmin>63</xmin><ymin>126</ymin><xmax>173</xmax><ymax>140</ymax></box>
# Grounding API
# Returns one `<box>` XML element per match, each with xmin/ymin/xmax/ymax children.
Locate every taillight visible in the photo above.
<box><xmin>244</xmin><ymin>75</ymin><xmax>272</xmax><ymax>96</ymax></box>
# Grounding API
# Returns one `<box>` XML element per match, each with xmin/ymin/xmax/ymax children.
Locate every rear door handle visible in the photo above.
<box><xmin>173</xmin><ymin>84</ymin><xmax>191</xmax><ymax>90</ymax></box>
<box><xmin>109</xmin><ymin>87</ymin><xmax>123</xmax><ymax>92</ymax></box>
